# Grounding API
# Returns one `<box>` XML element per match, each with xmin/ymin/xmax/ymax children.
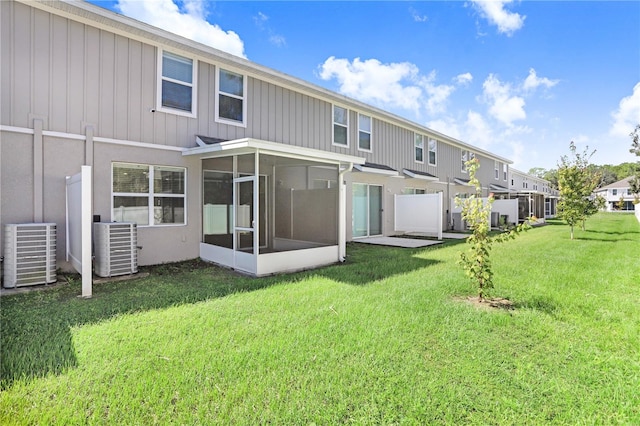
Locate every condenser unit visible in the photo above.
<box><xmin>3</xmin><ymin>223</ymin><xmax>57</xmax><ymax>288</ymax></box>
<box><xmin>93</xmin><ymin>222</ymin><xmax>138</xmax><ymax>278</ymax></box>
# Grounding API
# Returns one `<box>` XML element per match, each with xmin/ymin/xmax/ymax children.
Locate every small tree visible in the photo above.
<box><xmin>557</xmin><ymin>142</ymin><xmax>600</xmax><ymax>239</ymax></box>
<box><xmin>456</xmin><ymin>158</ymin><xmax>529</xmax><ymax>302</ymax></box>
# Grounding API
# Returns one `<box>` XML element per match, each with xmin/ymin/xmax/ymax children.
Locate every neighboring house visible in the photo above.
<box><xmin>1</xmin><ymin>0</ymin><xmax>512</xmax><ymax>277</ymax></box>
<box><xmin>593</xmin><ymin>177</ymin><xmax>637</xmax><ymax>211</ymax></box>
<box><xmin>489</xmin><ymin>169</ymin><xmax>558</xmax><ymax>222</ymax></box>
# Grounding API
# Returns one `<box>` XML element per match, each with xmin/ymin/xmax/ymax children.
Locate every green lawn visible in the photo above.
<box><xmin>1</xmin><ymin>213</ymin><xmax>639</xmax><ymax>424</ymax></box>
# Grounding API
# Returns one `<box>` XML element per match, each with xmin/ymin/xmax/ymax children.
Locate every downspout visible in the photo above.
<box><xmin>338</xmin><ymin>163</ymin><xmax>353</xmax><ymax>262</ymax></box>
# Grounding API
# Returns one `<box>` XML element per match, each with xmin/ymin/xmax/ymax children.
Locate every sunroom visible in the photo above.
<box><xmin>184</xmin><ymin>138</ymin><xmax>364</xmax><ymax>276</ymax></box>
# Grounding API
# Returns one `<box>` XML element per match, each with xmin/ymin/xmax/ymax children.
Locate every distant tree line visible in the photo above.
<box><xmin>528</xmin><ymin>162</ymin><xmax>638</xmax><ymax>190</ymax></box>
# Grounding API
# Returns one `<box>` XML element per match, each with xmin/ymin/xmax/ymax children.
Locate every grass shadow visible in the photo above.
<box><xmin>1</xmin><ymin>242</ymin><xmax>447</xmax><ymax>389</ymax></box>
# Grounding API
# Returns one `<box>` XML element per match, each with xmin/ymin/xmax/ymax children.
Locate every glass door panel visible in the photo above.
<box><xmin>352</xmin><ymin>183</ymin><xmax>368</xmax><ymax>238</ymax></box>
<box><xmin>234</xmin><ymin>177</ymin><xmax>256</xmax><ymax>272</ymax></box>
<box><xmin>369</xmin><ymin>185</ymin><xmax>383</xmax><ymax>236</ymax></box>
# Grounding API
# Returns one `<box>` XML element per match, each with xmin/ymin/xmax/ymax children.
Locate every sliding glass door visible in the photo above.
<box><xmin>352</xmin><ymin>183</ymin><xmax>382</xmax><ymax>238</ymax></box>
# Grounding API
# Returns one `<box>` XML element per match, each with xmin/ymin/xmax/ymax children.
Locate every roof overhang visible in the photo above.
<box><xmin>454</xmin><ymin>178</ymin><xmax>473</xmax><ymax>186</ymax></box>
<box><xmin>185</xmin><ymin>137</ymin><xmax>365</xmax><ymax>166</ymax></box>
<box><xmin>353</xmin><ymin>163</ymin><xmax>400</xmax><ymax>177</ymax></box>
<box><xmin>489</xmin><ymin>184</ymin><xmax>515</xmax><ymax>193</ymax></box>
<box><xmin>403</xmin><ymin>169</ymin><xmax>439</xmax><ymax>181</ymax></box>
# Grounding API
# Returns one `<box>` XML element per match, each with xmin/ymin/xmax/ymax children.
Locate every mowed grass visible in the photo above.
<box><xmin>1</xmin><ymin>213</ymin><xmax>638</xmax><ymax>424</ymax></box>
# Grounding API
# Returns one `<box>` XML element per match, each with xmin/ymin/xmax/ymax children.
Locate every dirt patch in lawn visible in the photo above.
<box><xmin>455</xmin><ymin>296</ymin><xmax>515</xmax><ymax>311</ymax></box>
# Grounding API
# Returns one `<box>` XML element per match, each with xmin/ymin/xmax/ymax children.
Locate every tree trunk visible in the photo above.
<box><xmin>570</xmin><ymin>224</ymin><xmax>574</xmax><ymax>240</ymax></box>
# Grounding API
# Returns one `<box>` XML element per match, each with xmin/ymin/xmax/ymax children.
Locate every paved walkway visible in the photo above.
<box><xmin>354</xmin><ymin>236</ymin><xmax>443</xmax><ymax>248</ymax></box>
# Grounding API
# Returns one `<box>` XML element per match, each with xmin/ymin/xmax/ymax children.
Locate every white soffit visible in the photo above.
<box><xmin>403</xmin><ymin>169</ymin><xmax>439</xmax><ymax>181</ymax></box>
<box><xmin>185</xmin><ymin>137</ymin><xmax>365</xmax><ymax>165</ymax></box>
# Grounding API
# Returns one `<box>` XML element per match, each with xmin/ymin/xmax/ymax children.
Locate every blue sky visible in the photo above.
<box><xmin>88</xmin><ymin>0</ymin><xmax>640</xmax><ymax>173</ymax></box>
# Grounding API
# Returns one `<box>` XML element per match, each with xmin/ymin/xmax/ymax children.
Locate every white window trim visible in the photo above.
<box><xmin>428</xmin><ymin>138</ymin><xmax>437</xmax><ymax>166</ymax></box>
<box><xmin>495</xmin><ymin>161</ymin><xmax>499</xmax><ymax>180</ymax></box>
<box><xmin>503</xmin><ymin>164</ymin><xmax>508</xmax><ymax>181</ymax></box>
<box><xmin>332</xmin><ymin>105</ymin><xmax>349</xmax><ymax>148</ymax></box>
<box><xmin>111</xmin><ymin>162</ymin><xmax>187</xmax><ymax>227</ymax></box>
<box><xmin>357</xmin><ymin>113</ymin><xmax>372</xmax><ymax>152</ymax></box>
<box><xmin>415</xmin><ymin>134</ymin><xmax>425</xmax><ymax>164</ymax></box>
<box><xmin>156</xmin><ymin>49</ymin><xmax>197</xmax><ymax>118</ymax></box>
<box><xmin>215</xmin><ymin>67</ymin><xmax>248</xmax><ymax>128</ymax></box>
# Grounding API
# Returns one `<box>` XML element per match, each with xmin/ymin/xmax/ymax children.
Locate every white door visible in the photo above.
<box><xmin>234</xmin><ymin>176</ymin><xmax>257</xmax><ymax>273</ymax></box>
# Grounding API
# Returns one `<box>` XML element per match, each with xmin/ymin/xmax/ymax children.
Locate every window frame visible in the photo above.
<box><xmin>156</xmin><ymin>49</ymin><xmax>197</xmax><ymax>118</ymax></box>
<box><xmin>461</xmin><ymin>150</ymin><xmax>474</xmax><ymax>173</ymax></box>
<box><xmin>357</xmin><ymin>113</ymin><xmax>372</xmax><ymax>152</ymax></box>
<box><xmin>111</xmin><ymin>162</ymin><xmax>187</xmax><ymax>227</ymax></box>
<box><xmin>495</xmin><ymin>161</ymin><xmax>499</xmax><ymax>180</ymax></box>
<box><xmin>428</xmin><ymin>138</ymin><xmax>437</xmax><ymax>166</ymax></box>
<box><xmin>415</xmin><ymin>134</ymin><xmax>425</xmax><ymax>164</ymax></box>
<box><xmin>215</xmin><ymin>67</ymin><xmax>248</xmax><ymax>127</ymax></box>
<box><xmin>332</xmin><ymin>105</ymin><xmax>349</xmax><ymax>147</ymax></box>
<box><xmin>503</xmin><ymin>163</ymin><xmax>508</xmax><ymax>181</ymax></box>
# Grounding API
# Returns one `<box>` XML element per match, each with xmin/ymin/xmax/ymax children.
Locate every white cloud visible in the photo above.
<box><xmin>482</xmin><ymin>74</ymin><xmax>526</xmax><ymax>126</ymax></box>
<box><xmin>116</xmin><ymin>0</ymin><xmax>246</xmax><ymax>58</ymax></box>
<box><xmin>318</xmin><ymin>57</ymin><xmax>465</xmax><ymax>117</ymax></box>
<box><xmin>523</xmin><ymin>68</ymin><xmax>558</xmax><ymax>92</ymax></box>
<box><xmin>610</xmin><ymin>82</ymin><xmax>640</xmax><ymax>138</ymax></box>
<box><xmin>253</xmin><ymin>11</ymin><xmax>287</xmax><ymax>47</ymax></box>
<box><xmin>455</xmin><ymin>72</ymin><xmax>473</xmax><ymax>86</ymax></box>
<box><xmin>465</xmin><ymin>110</ymin><xmax>494</xmax><ymax>148</ymax></box>
<box><xmin>410</xmin><ymin>7</ymin><xmax>428</xmax><ymax>23</ymax></box>
<box><xmin>318</xmin><ymin>57</ymin><xmax>421</xmax><ymax>113</ymax></box>
<box><xmin>471</xmin><ymin>0</ymin><xmax>526</xmax><ymax>36</ymax></box>
<box><xmin>427</xmin><ymin>117</ymin><xmax>462</xmax><ymax>140</ymax></box>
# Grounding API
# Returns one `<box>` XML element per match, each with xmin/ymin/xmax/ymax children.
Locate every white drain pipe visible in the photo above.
<box><xmin>338</xmin><ymin>163</ymin><xmax>353</xmax><ymax>262</ymax></box>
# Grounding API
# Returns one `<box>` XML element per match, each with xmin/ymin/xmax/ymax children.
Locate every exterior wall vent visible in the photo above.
<box><xmin>93</xmin><ymin>222</ymin><xmax>138</xmax><ymax>278</ymax></box>
<box><xmin>3</xmin><ymin>223</ymin><xmax>57</xmax><ymax>288</ymax></box>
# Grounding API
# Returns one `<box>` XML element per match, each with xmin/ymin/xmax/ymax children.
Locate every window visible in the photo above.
<box><xmin>402</xmin><ymin>188</ymin><xmax>426</xmax><ymax>195</ymax></box>
<box><xmin>428</xmin><ymin>138</ymin><xmax>437</xmax><ymax>166</ymax></box>
<box><xmin>415</xmin><ymin>134</ymin><xmax>424</xmax><ymax>163</ymax></box>
<box><xmin>216</xmin><ymin>68</ymin><xmax>247</xmax><ymax>126</ymax></box>
<box><xmin>358</xmin><ymin>113</ymin><xmax>372</xmax><ymax>151</ymax></box>
<box><xmin>333</xmin><ymin>105</ymin><xmax>348</xmax><ymax>146</ymax></box>
<box><xmin>612</xmin><ymin>189</ymin><xmax>618</xmax><ymax>196</ymax></box>
<box><xmin>503</xmin><ymin>163</ymin><xmax>508</xmax><ymax>181</ymax></box>
<box><xmin>158</xmin><ymin>50</ymin><xmax>196</xmax><ymax>116</ymax></box>
<box><xmin>112</xmin><ymin>163</ymin><xmax>186</xmax><ymax>226</ymax></box>
<box><xmin>495</xmin><ymin>161</ymin><xmax>499</xmax><ymax>180</ymax></box>
<box><xmin>461</xmin><ymin>150</ymin><xmax>474</xmax><ymax>172</ymax></box>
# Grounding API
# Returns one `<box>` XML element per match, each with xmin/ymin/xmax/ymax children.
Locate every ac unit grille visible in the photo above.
<box><xmin>94</xmin><ymin>223</ymin><xmax>138</xmax><ymax>278</ymax></box>
<box><xmin>3</xmin><ymin>223</ymin><xmax>57</xmax><ymax>288</ymax></box>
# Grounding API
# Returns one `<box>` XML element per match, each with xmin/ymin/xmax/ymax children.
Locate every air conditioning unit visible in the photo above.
<box><xmin>93</xmin><ymin>222</ymin><xmax>138</xmax><ymax>278</ymax></box>
<box><xmin>3</xmin><ymin>223</ymin><xmax>57</xmax><ymax>288</ymax></box>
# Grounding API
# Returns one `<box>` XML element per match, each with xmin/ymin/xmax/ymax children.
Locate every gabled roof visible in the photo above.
<box><xmin>597</xmin><ymin>177</ymin><xmax>634</xmax><ymax>190</ymax></box>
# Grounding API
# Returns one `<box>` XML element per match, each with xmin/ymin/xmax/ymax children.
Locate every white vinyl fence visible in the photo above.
<box><xmin>394</xmin><ymin>193</ymin><xmax>443</xmax><ymax>240</ymax></box>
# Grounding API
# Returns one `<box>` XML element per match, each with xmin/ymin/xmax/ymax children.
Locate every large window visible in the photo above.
<box><xmin>358</xmin><ymin>113</ymin><xmax>372</xmax><ymax>151</ymax></box>
<box><xmin>495</xmin><ymin>161</ymin><xmax>500</xmax><ymax>180</ymax></box>
<box><xmin>428</xmin><ymin>138</ymin><xmax>437</xmax><ymax>166</ymax></box>
<box><xmin>216</xmin><ymin>68</ymin><xmax>247</xmax><ymax>126</ymax></box>
<box><xmin>415</xmin><ymin>134</ymin><xmax>424</xmax><ymax>163</ymax></box>
<box><xmin>503</xmin><ymin>163</ymin><xmax>508</xmax><ymax>181</ymax></box>
<box><xmin>333</xmin><ymin>105</ymin><xmax>349</xmax><ymax>146</ymax></box>
<box><xmin>158</xmin><ymin>50</ymin><xmax>196</xmax><ymax>116</ymax></box>
<box><xmin>112</xmin><ymin>163</ymin><xmax>186</xmax><ymax>226</ymax></box>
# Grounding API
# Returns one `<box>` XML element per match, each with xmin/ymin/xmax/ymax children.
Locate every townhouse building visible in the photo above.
<box><xmin>1</xmin><ymin>0</ymin><xmax>514</xmax><ymax>278</ymax></box>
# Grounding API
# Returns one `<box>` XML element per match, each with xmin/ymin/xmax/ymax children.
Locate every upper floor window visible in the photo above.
<box><xmin>495</xmin><ymin>161</ymin><xmax>500</xmax><ymax>180</ymax></box>
<box><xmin>503</xmin><ymin>163</ymin><xmax>508</xmax><ymax>181</ymax></box>
<box><xmin>112</xmin><ymin>162</ymin><xmax>186</xmax><ymax>226</ymax></box>
<box><xmin>428</xmin><ymin>138</ymin><xmax>437</xmax><ymax>166</ymax></box>
<box><xmin>158</xmin><ymin>50</ymin><xmax>196</xmax><ymax>117</ymax></box>
<box><xmin>612</xmin><ymin>189</ymin><xmax>618</xmax><ymax>196</ymax></box>
<box><xmin>216</xmin><ymin>68</ymin><xmax>247</xmax><ymax>127</ymax></box>
<box><xmin>358</xmin><ymin>114</ymin><xmax>372</xmax><ymax>151</ymax></box>
<box><xmin>461</xmin><ymin>150</ymin><xmax>474</xmax><ymax>172</ymax></box>
<box><xmin>415</xmin><ymin>134</ymin><xmax>424</xmax><ymax>163</ymax></box>
<box><xmin>333</xmin><ymin>105</ymin><xmax>349</xmax><ymax>146</ymax></box>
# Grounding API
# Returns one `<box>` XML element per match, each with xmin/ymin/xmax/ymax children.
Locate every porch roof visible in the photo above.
<box><xmin>185</xmin><ymin>137</ymin><xmax>365</xmax><ymax>166</ymax></box>
<box><xmin>353</xmin><ymin>162</ymin><xmax>400</xmax><ymax>176</ymax></box>
<box><xmin>453</xmin><ymin>177</ymin><xmax>472</xmax><ymax>186</ymax></box>
<box><xmin>403</xmin><ymin>169</ymin><xmax>439</xmax><ymax>181</ymax></box>
<box><xmin>489</xmin><ymin>184</ymin><xmax>515</xmax><ymax>193</ymax></box>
